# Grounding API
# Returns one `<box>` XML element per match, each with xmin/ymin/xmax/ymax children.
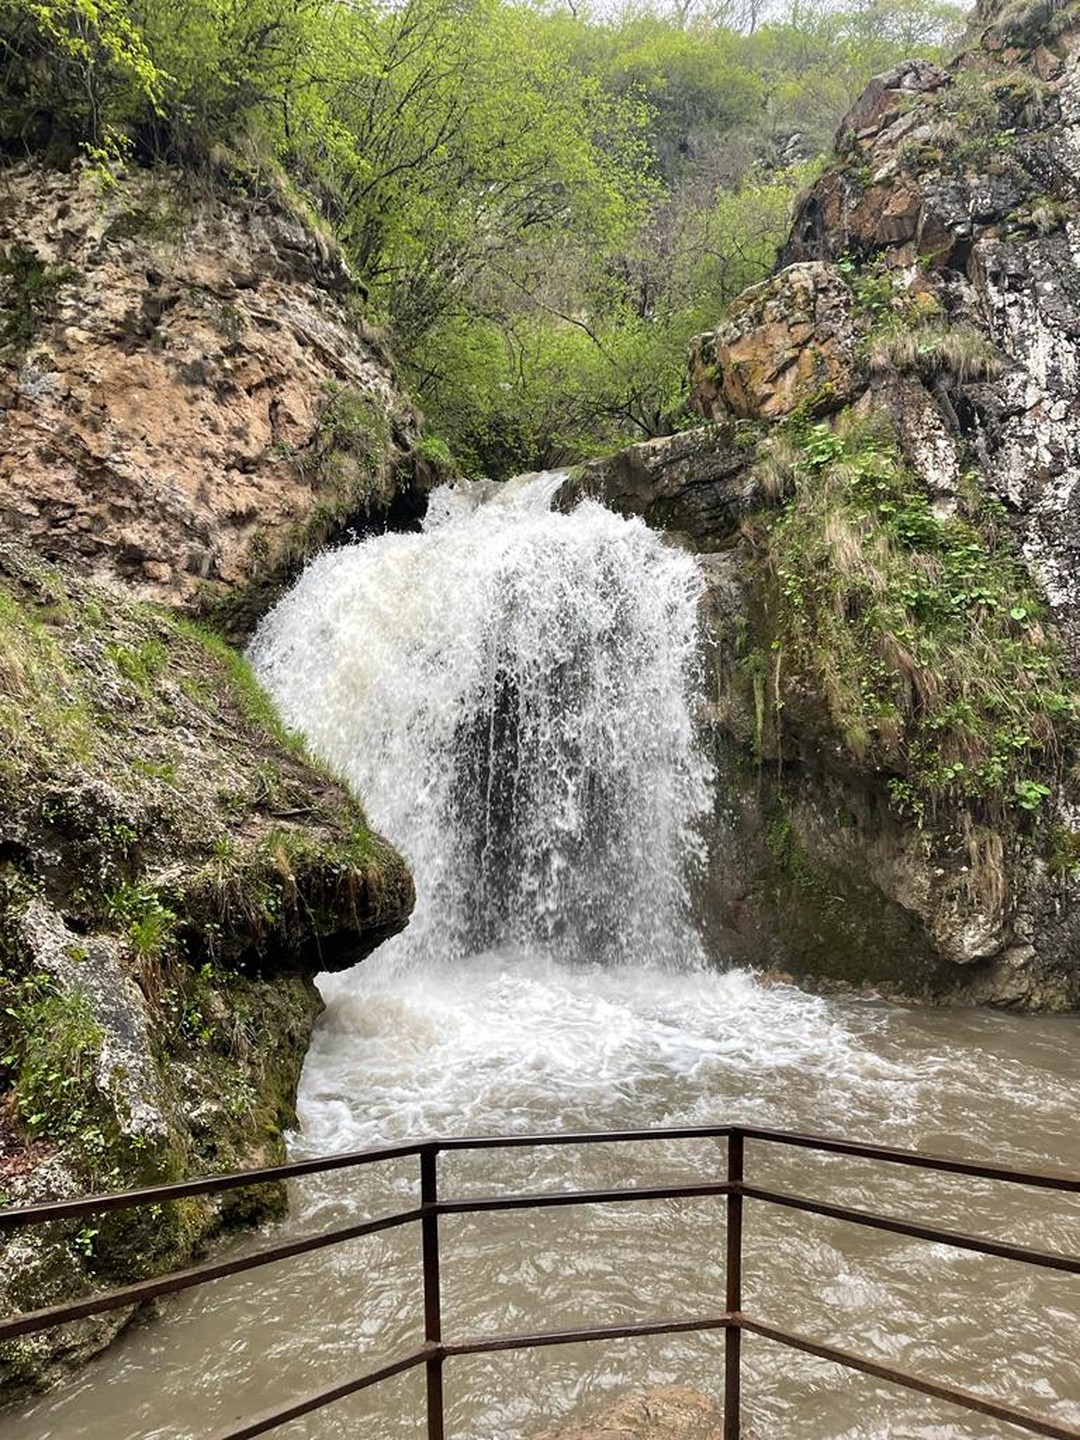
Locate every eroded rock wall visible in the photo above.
<box><xmin>0</xmin><ymin>162</ymin><xmax>426</xmax><ymax>1394</ymax></box>
<box><xmin>0</xmin><ymin>163</ymin><xmax>443</xmax><ymax>634</ymax></box>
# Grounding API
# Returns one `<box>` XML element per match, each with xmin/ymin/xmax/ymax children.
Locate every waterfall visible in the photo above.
<box><xmin>248</xmin><ymin>473</ymin><xmax>714</xmax><ymax>971</ymax></box>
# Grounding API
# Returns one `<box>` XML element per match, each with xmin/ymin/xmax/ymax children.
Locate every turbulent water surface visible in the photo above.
<box><xmin>7</xmin><ymin>478</ymin><xmax>1079</xmax><ymax>1440</ymax></box>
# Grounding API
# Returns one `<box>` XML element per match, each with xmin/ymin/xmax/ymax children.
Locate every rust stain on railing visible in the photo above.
<box><xmin>1</xmin><ymin>1123</ymin><xmax>1078</xmax><ymax>1440</ymax></box>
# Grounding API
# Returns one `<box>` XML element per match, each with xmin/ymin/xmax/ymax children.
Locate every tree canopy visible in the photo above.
<box><xmin>0</xmin><ymin>0</ymin><xmax>965</xmax><ymax>474</ymax></box>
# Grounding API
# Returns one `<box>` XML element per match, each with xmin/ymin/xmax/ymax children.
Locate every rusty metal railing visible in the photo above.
<box><xmin>2</xmin><ymin>1124</ymin><xmax>1078</xmax><ymax>1439</ymax></box>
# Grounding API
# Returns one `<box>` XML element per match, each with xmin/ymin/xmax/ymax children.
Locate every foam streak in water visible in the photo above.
<box><xmin>249</xmin><ymin>475</ymin><xmax>713</xmax><ymax>969</ymax></box>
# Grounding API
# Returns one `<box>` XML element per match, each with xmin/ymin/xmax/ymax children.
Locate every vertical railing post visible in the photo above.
<box><xmin>421</xmin><ymin>1146</ymin><xmax>445</xmax><ymax>1440</ymax></box>
<box><xmin>724</xmin><ymin>1129</ymin><xmax>744</xmax><ymax>1440</ymax></box>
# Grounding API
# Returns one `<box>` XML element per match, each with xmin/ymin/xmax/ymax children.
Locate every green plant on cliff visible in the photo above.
<box><xmin>294</xmin><ymin>382</ymin><xmax>394</xmax><ymax>506</ymax></box>
<box><xmin>0</xmin><ymin>243</ymin><xmax>78</xmax><ymax>356</ymax></box>
<box><xmin>753</xmin><ymin>411</ymin><xmax>1078</xmax><ymax>819</ymax></box>
<box><xmin>0</xmin><ymin>975</ymin><xmax>111</xmax><ymax>1165</ymax></box>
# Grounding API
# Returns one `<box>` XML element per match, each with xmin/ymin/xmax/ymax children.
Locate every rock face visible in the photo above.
<box><xmin>0</xmin><ymin>545</ymin><xmax>414</xmax><ymax>1394</ymax></box>
<box><xmin>0</xmin><ymin>164</ymin><xmax>442</xmax><ymax>633</ymax></box>
<box><xmin>780</xmin><ymin>32</ymin><xmax>1080</xmax><ymax>659</ymax></box>
<box><xmin>0</xmin><ymin>161</ymin><xmax>430</xmax><ymax>1394</ymax></box>
<box><xmin>560</xmin><ymin>427</ymin><xmax>763</xmax><ymax>547</ymax></box>
<box><xmin>587</xmin><ymin>10</ymin><xmax>1080</xmax><ymax>1009</ymax></box>
<box><xmin>689</xmin><ymin>262</ymin><xmax>860</xmax><ymax>422</ymax></box>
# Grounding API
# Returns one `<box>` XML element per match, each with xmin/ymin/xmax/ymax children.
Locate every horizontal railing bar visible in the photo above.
<box><xmin>7</xmin><ymin>1124</ymin><xmax>1076</xmax><ymax>1230</ymax></box>
<box><xmin>742</xmin><ymin>1185</ymin><xmax>1080</xmax><ymax>1274</ymax></box>
<box><xmin>205</xmin><ymin>1345</ymin><xmax>433</xmax><ymax>1440</ymax></box>
<box><xmin>0</xmin><ymin>1206</ymin><xmax>423</xmax><ymax>1342</ymax></box>
<box><xmin>741</xmin><ymin>1127</ymin><xmax>1080</xmax><ymax>1193</ymax></box>
<box><xmin>0</xmin><ymin>1126</ymin><xmax>734</xmax><ymax>1229</ymax></box>
<box><xmin>442</xmin><ymin>1311</ymin><xmax>735</xmax><ymax>1356</ymax></box>
<box><xmin>433</xmin><ymin>1125</ymin><xmax>735</xmax><ymax>1151</ymax></box>
<box><xmin>437</xmin><ymin>1180</ymin><xmax>732</xmax><ymax>1215</ymax></box>
<box><xmin>740</xmin><ymin>1315</ymin><xmax>1080</xmax><ymax>1439</ymax></box>
<box><xmin>0</xmin><ymin>1143</ymin><xmax>426</xmax><ymax>1229</ymax></box>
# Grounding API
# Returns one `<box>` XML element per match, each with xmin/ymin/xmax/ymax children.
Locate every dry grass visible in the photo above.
<box><xmin>753</xmin><ymin>431</ymin><xmax>803</xmax><ymax>501</ymax></box>
<box><xmin>867</xmin><ymin>321</ymin><xmax>1005</xmax><ymax>383</ymax></box>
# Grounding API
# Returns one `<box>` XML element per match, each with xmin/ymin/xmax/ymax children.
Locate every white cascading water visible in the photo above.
<box><xmin>248</xmin><ymin>473</ymin><xmax>713</xmax><ymax>972</ymax></box>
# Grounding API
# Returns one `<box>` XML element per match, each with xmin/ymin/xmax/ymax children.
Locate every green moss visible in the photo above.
<box><xmin>749</xmin><ymin>410</ymin><xmax>1078</xmax><ymax>820</ymax></box>
<box><xmin>1046</xmin><ymin>823</ymin><xmax>1080</xmax><ymax>878</ymax></box>
<box><xmin>0</xmin><ymin>243</ymin><xmax>78</xmax><ymax>355</ymax></box>
<box><xmin>295</xmin><ymin>380</ymin><xmax>394</xmax><ymax>506</ymax></box>
<box><xmin>759</xmin><ymin>803</ymin><xmax>946</xmax><ymax>992</ymax></box>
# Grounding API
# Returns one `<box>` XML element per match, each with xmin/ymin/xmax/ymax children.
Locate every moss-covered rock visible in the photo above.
<box><xmin>0</xmin><ymin>544</ymin><xmax>414</xmax><ymax>1396</ymax></box>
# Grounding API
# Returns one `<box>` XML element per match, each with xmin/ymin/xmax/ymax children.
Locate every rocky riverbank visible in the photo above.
<box><xmin>0</xmin><ymin>162</ymin><xmax>425</xmax><ymax>1394</ymax></box>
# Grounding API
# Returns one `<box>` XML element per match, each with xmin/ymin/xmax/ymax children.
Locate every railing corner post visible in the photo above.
<box><xmin>421</xmin><ymin>1146</ymin><xmax>445</xmax><ymax>1440</ymax></box>
<box><xmin>724</xmin><ymin>1129</ymin><xmax>744</xmax><ymax>1440</ymax></box>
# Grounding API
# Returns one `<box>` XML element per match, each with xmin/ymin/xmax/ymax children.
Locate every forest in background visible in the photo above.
<box><xmin>1</xmin><ymin>0</ymin><xmax>965</xmax><ymax>475</ymax></box>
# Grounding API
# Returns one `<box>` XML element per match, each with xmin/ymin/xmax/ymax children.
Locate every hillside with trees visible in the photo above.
<box><xmin>2</xmin><ymin>0</ymin><xmax>964</xmax><ymax>475</ymax></box>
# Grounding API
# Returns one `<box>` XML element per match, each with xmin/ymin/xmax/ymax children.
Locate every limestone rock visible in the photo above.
<box><xmin>690</xmin><ymin>263</ymin><xmax>860</xmax><ymax>423</ymax></box>
<box><xmin>558</xmin><ymin>426</ymin><xmax>759</xmax><ymax>548</ymax></box>
<box><xmin>0</xmin><ymin>164</ymin><xmax>435</xmax><ymax>624</ymax></box>
<box><xmin>776</xmin><ymin>31</ymin><xmax>1080</xmax><ymax>659</ymax></box>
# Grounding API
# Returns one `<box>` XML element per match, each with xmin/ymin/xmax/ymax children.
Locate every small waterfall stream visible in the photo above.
<box><xmin>7</xmin><ymin>478</ymin><xmax>1080</xmax><ymax>1440</ymax></box>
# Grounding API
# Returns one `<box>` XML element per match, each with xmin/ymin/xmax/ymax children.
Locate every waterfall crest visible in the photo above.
<box><xmin>249</xmin><ymin>474</ymin><xmax>713</xmax><ymax>970</ymax></box>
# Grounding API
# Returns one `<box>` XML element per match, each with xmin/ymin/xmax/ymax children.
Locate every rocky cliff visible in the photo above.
<box><xmin>0</xmin><ymin>164</ymin><xmax>422</xmax><ymax>1395</ymax></box>
<box><xmin>565</xmin><ymin>1</ymin><xmax>1080</xmax><ymax>1009</ymax></box>
<box><xmin>0</xmin><ymin>162</ymin><xmax>445</xmax><ymax>635</ymax></box>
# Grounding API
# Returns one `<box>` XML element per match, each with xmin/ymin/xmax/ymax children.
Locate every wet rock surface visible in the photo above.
<box><xmin>558</xmin><ymin>426</ymin><xmax>759</xmax><ymax>548</ymax></box>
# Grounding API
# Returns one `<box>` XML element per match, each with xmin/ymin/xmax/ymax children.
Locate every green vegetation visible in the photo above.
<box><xmin>0</xmin><ymin>0</ymin><xmax>963</xmax><ymax>474</ymax></box>
<box><xmin>0</xmin><ymin>242</ymin><xmax>77</xmax><ymax>356</ymax></box>
<box><xmin>0</xmin><ymin>978</ymin><xmax>103</xmax><ymax>1150</ymax></box>
<box><xmin>896</xmin><ymin>63</ymin><xmax>1052</xmax><ymax>176</ymax></box>
<box><xmin>0</xmin><ymin>549</ymin><xmax>411</xmax><ymax>1202</ymax></box>
<box><xmin>295</xmin><ymin>382</ymin><xmax>395</xmax><ymax>504</ymax></box>
<box><xmin>750</xmin><ymin>411</ymin><xmax>1079</xmax><ymax>820</ymax></box>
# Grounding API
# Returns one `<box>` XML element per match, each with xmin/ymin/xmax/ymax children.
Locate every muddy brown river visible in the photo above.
<box><xmin>5</xmin><ymin>953</ymin><xmax>1079</xmax><ymax>1440</ymax></box>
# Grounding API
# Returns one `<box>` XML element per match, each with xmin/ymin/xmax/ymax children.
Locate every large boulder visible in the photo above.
<box><xmin>689</xmin><ymin>263</ymin><xmax>861</xmax><ymax>423</ymax></box>
<box><xmin>558</xmin><ymin>426</ymin><xmax>760</xmax><ymax>548</ymax></box>
<box><xmin>531</xmin><ymin>1387</ymin><xmax>726</xmax><ymax>1440</ymax></box>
